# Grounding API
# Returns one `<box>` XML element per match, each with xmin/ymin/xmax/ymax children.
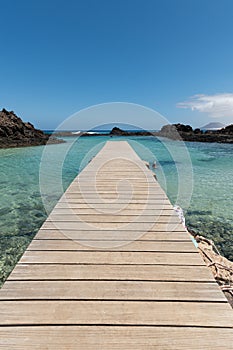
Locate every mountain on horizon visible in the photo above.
<box><xmin>201</xmin><ymin>122</ymin><xmax>226</xmax><ymax>130</ymax></box>
<box><xmin>91</xmin><ymin>123</ymin><xmax>145</xmax><ymax>131</ymax></box>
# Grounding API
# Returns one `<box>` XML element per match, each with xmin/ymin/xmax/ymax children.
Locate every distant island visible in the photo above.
<box><xmin>201</xmin><ymin>122</ymin><xmax>226</xmax><ymax>130</ymax></box>
<box><xmin>0</xmin><ymin>109</ymin><xmax>63</xmax><ymax>148</ymax></box>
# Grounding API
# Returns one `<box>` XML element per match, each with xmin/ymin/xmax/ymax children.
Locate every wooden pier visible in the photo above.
<box><xmin>0</xmin><ymin>141</ymin><xmax>232</xmax><ymax>348</ymax></box>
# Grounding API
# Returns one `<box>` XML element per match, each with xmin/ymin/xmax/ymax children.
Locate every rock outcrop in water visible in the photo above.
<box><xmin>109</xmin><ymin>127</ymin><xmax>151</xmax><ymax>136</ymax></box>
<box><xmin>108</xmin><ymin>125</ymin><xmax>233</xmax><ymax>143</ymax></box>
<box><xmin>0</xmin><ymin>109</ymin><xmax>62</xmax><ymax>148</ymax></box>
<box><xmin>47</xmin><ymin>124</ymin><xmax>233</xmax><ymax>144</ymax></box>
<box><xmin>157</xmin><ymin>123</ymin><xmax>233</xmax><ymax>143</ymax></box>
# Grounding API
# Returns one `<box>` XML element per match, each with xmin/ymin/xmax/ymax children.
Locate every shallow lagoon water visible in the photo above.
<box><xmin>0</xmin><ymin>136</ymin><xmax>232</xmax><ymax>285</ymax></box>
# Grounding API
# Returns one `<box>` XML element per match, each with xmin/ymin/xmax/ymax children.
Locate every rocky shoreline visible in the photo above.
<box><xmin>0</xmin><ymin>109</ymin><xmax>63</xmax><ymax>148</ymax></box>
<box><xmin>109</xmin><ymin>125</ymin><xmax>233</xmax><ymax>143</ymax></box>
<box><xmin>1</xmin><ymin>108</ymin><xmax>233</xmax><ymax>147</ymax></box>
<box><xmin>54</xmin><ymin>125</ymin><xmax>233</xmax><ymax>143</ymax></box>
<box><xmin>156</xmin><ymin>123</ymin><xmax>233</xmax><ymax>143</ymax></box>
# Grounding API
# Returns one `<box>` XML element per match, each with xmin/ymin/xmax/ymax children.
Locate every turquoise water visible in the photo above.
<box><xmin>0</xmin><ymin>136</ymin><xmax>232</xmax><ymax>285</ymax></box>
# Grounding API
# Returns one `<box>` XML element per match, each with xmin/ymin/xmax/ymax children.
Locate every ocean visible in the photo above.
<box><xmin>0</xmin><ymin>135</ymin><xmax>232</xmax><ymax>285</ymax></box>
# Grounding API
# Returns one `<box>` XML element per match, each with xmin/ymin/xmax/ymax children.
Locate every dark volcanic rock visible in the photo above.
<box><xmin>96</xmin><ymin>125</ymin><xmax>233</xmax><ymax>143</ymax></box>
<box><xmin>221</xmin><ymin>124</ymin><xmax>233</xmax><ymax>135</ymax></box>
<box><xmin>157</xmin><ymin>123</ymin><xmax>233</xmax><ymax>143</ymax></box>
<box><xmin>50</xmin><ymin>124</ymin><xmax>233</xmax><ymax>143</ymax></box>
<box><xmin>158</xmin><ymin>124</ymin><xmax>182</xmax><ymax>140</ymax></box>
<box><xmin>0</xmin><ymin>109</ymin><xmax>63</xmax><ymax>148</ymax></box>
<box><xmin>110</xmin><ymin>127</ymin><xmax>128</xmax><ymax>135</ymax></box>
<box><xmin>109</xmin><ymin>127</ymin><xmax>151</xmax><ymax>136</ymax></box>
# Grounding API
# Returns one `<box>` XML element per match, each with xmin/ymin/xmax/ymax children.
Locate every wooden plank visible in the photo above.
<box><xmin>74</xmin><ymin>179</ymin><xmax>158</xmax><ymax>183</ymax></box>
<box><xmin>72</xmin><ymin>170</ymin><xmax>154</xmax><ymax>173</ymax></box>
<box><xmin>0</xmin><ymin>301</ymin><xmax>232</xmax><ymax>327</ymax></box>
<box><xmin>0</xmin><ymin>281</ymin><xmax>225</xmax><ymax>301</ymax></box>
<box><xmin>75</xmin><ymin>173</ymin><xmax>156</xmax><ymax>177</ymax></box>
<box><xmin>77</xmin><ymin>173</ymin><xmax>153</xmax><ymax>178</ymax></box>
<box><xmin>27</xmin><ymin>240</ymin><xmax>198</xmax><ymax>252</ymax></box>
<box><xmin>55</xmin><ymin>202</ymin><xmax>174</xmax><ymax>209</ymax></box>
<box><xmin>62</xmin><ymin>194</ymin><xmax>167</xmax><ymax>199</ymax></box>
<box><xmin>67</xmin><ymin>183</ymin><xmax>162</xmax><ymax>188</ymax></box>
<box><xmin>41</xmin><ymin>221</ymin><xmax>185</xmax><ymax>231</ymax></box>
<box><xmin>65</xmin><ymin>188</ymin><xmax>165</xmax><ymax>193</ymax></box>
<box><xmin>46</xmin><ymin>214</ymin><xmax>181</xmax><ymax>223</ymax></box>
<box><xmin>57</xmin><ymin>198</ymin><xmax>172</xmax><ymax>204</ymax></box>
<box><xmin>19</xmin><ymin>251</ymin><xmax>204</xmax><ymax>265</ymax></box>
<box><xmin>1</xmin><ymin>326</ymin><xmax>233</xmax><ymax>349</ymax></box>
<box><xmin>73</xmin><ymin>171</ymin><xmax>155</xmax><ymax>175</ymax></box>
<box><xmin>8</xmin><ymin>264</ymin><xmax>216</xmax><ymax>282</ymax></box>
<box><xmin>35</xmin><ymin>229</ymin><xmax>190</xmax><ymax>241</ymax></box>
<box><xmin>51</xmin><ymin>208</ymin><xmax>175</xmax><ymax>215</ymax></box>
<box><xmin>68</xmin><ymin>184</ymin><xmax>161</xmax><ymax>189</ymax></box>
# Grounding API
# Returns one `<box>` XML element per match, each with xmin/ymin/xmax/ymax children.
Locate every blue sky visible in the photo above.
<box><xmin>1</xmin><ymin>0</ymin><xmax>233</xmax><ymax>129</ymax></box>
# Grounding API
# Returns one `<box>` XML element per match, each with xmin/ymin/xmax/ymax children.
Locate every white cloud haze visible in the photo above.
<box><xmin>177</xmin><ymin>93</ymin><xmax>233</xmax><ymax>118</ymax></box>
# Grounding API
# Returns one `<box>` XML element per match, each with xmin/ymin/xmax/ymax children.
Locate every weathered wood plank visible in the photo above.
<box><xmin>51</xmin><ymin>208</ymin><xmax>175</xmax><ymax>215</ymax></box>
<box><xmin>19</xmin><ymin>251</ymin><xmax>204</xmax><ymax>265</ymax></box>
<box><xmin>54</xmin><ymin>202</ymin><xmax>174</xmax><ymax>210</ymax></box>
<box><xmin>35</xmin><ymin>229</ymin><xmax>190</xmax><ymax>241</ymax></box>
<box><xmin>0</xmin><ymin>281</ymin><xmax>225</xmax><ymax>301</ymax></box>
<box><xmin>74</xmin><ymin>179</ymin><xmax>158</xmax><ymax>183</ymax></box>
<box><xmin>1</xmin><ymin>326</ymin><xmax>233</xmax><ymax>350</ymax></box>
<box><xmin>46</xmin><ymin>214</ymin><xmax>181</xmax><ymax>224</ymax></box>
<box><xmin>27</xmin><ymin>240</ymin><xmax>197</xmax><ymax>252</ymax></box>
<box><xmin>68</xmin><ymin>184</ymin><xmax>161</xmax><ymax>189</ymax></box>
<box><xmin>8</xmin><ymin>264</ymin><xmax>215</xmax><ymax>282</ymax></box>
<box><xmin>0</xmin><ymin>301</ymin><xmax>232</xmax><ymax>327</ymax></box>
<box><xmin>65</xmin><ymin>187</ymin><xmax>165</xmax><ymax>193</ymax></box>
<box><xmin>65</xmin><ymin>187</ymin><xmax>163</xmax><ymax>192</ymax></box>
<box><xmin>62</xmin><ymin>194</ymin><xmax>167</xmax><ymax>199</ymax></box>
<box><xmin>57</xmin><ymin>198</ymin><xmax>172</xmax><ymax>204</ymax></box>
<box><xmin>41</xmin><ymin>221</ymin><xmax>185</xmax><ymax>231</ymax></box>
